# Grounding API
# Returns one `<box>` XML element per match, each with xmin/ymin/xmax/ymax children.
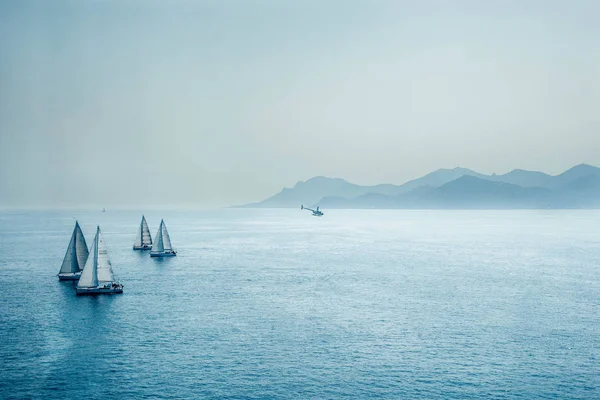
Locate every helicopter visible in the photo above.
<box><xmin>301</xmin><ymin>205</ymin><xmax>324</xmax><ymax>217</ymax></box>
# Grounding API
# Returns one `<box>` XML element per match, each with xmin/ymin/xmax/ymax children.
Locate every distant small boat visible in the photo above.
<box><xmin>57</xmin><ymin>221</ymin><xmax>89</xmax><ymax>280</ymax></box>
<box><xmin>150</xmin><ymin>219</ymin><xmax>176</xmax><ymax>257</ymax></box>
<box><xmin>76</xmin><ymin>226</ymin><xmax>123</xmax><ymax>295</ymax></box>
<box><xmin>133</xmin><ymin>215</ymin><xmax>153</xmax><ymax>250</ymax></box>
<box><xmin>102</xmin><ymin>208</ymin><xmax>106</xmax><ymax>212</ymax></box>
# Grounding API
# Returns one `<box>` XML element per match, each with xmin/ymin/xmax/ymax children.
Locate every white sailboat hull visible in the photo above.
<box><xmin>76</xmin><ymin>283</ymin><xmax>123</xmax><ymax>295</ymax></box>
<box><xmin>58</xmin><ymin>272</ymin><xmax>81</xmax><ymax>281</ymax></box>
<box><xmin>150</xmin><ymin>250</ymin><xmax>176</xmax><ymax>257</ymax></box>
<box><xmin>133</xmin><ymin>244</ymin><xmax>152</xmax><ymax>250</ymax></box>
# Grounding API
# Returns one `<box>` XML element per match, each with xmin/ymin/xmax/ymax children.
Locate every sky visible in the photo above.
<box><xmin>1</xmin><ymin>0</ymin><xmax>599</xmax><ymax>208</ymax></box>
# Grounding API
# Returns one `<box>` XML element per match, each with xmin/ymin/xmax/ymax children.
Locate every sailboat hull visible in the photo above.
<box><xmin>76</xmin><ymin>285</ymin><xmax>123</xmax><ymax>295</ymax></box>
<box><xmin>133</xmin><ymin>245</ymin><xmax>152</xmax><ymax>250</ymax></box>
<box><xmin>58</xmin><ymin>272</ymin><xmax>81</xmax><ymax>281</ymax></box>
<box><xmin>150</xmin><ymin>251</ymin><xmax>177</xmax><ymax>257</ymax></box>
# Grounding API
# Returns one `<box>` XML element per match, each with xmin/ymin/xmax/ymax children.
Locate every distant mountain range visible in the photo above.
<box><xmin>236</xmin><ymin>164</ymin><xmax>600</xmax><ymax>209</ymax></box>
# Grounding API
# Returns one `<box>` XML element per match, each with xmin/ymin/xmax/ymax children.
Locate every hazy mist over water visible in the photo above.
<box><xmin>1</xmin><ymin>0</ymin><xmax>599</xmax><ymax>208</ymax></box>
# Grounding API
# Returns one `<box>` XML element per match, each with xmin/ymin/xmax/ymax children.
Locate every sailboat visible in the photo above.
<box><xmin>57</xmin><ymin>221</ymin><xmax>89</xmax><ymax>280</ymax></box>
<box><xmin>133</xmin><ymin>215</ymin><xmax>153</xmax><ymax>250</ymax></box>
<box><xmin>76</xmin><ymin>226</ymin><xmax>123</xmax><ymax>295</ymax></box>
<box><xmin>150</xmin><ymin>219</ymin><xmax>176</xmax><ymax>257</ymax></box>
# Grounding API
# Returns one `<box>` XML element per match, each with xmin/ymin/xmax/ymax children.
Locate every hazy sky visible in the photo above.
<box><xmin>1</xmin><ymin>0</ymin><xmax>599</xmax><ymax>208</ymax></box>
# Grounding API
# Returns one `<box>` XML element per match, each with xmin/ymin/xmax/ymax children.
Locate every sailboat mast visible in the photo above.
<box><xmin>140</xmin><ymin>217</ymin><xmax>144</xmax><ymax>244</ymax></box>
<box><xmin>71</xmin><ymin>230</ymin><xmax>79</xmax><ymax>271</ymax></box>
<box><xmin>93</xmin><ymin>227</ymin><xmax>99</xmax><ymax>282</ymax></box>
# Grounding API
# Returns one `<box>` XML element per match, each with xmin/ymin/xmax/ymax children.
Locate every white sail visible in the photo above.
<box><xmin>134</xmin><ymin>215</ymin><xmax>153</xmax><ymax>248</ymax></box>
<box><xmin>59</xmin><ymin>226</ymin><xmax>79</xmax><ymax>274</ymax></box>
<box><xmin>59</xmin><ymin>221</ymin><xmax>89</xmax><ymax>274</ymax></box>
<box><xmin>77</xmin><ymin>227</ymin><xmax>99</xmax><ymax>288</ymax></box>
<box><xmin>152</xmin><ymin>220</ymin><xmax>164</xmax><ymax>253</ymax></box>
<box><xmin>161</xmin><ymin>220</ymin><xmax>173</xmax><ymax>251</ymax></box>
<box><xmin>74</xmin><ymin>222</ymin><xmax>89</xmax><ymax>270</ymax></box>
<box><xmin>141</xmin><ymin>216</ymin><xmax>152</xmax><ymax>246</ymax></box>
<box><xmin>96</xmin><ymin>228</ymin><xmax>115</xmax><ymax>283</ymax></box>
<box><xmin>134</xmin><ymin>221</ymin><xmax>143</xmax><ymax>248</ymax></box>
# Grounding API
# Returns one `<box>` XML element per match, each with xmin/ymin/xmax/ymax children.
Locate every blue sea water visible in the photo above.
<box><xmin>0</xmin><ymin>209</ymin><xmax>599</xmax><ymax>399</ymax></box>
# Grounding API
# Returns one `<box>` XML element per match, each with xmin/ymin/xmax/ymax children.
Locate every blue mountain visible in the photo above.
<box><xmin>237</xmin><ymin>164</ymin><xmax>600</xmax><ymax>209</ymax></box>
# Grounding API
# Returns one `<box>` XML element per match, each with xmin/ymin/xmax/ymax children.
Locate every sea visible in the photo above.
<box><xmin>0</xmin><ymin>209</ymin><xmax>599</xmax><ymax>399</ymax></box>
